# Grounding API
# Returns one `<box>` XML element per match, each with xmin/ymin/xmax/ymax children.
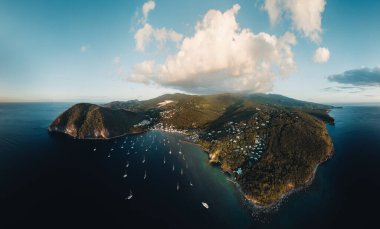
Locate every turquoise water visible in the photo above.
<box><xmin>1</xmin><ymin>104</ymin><xmax>379</xmax><ymax>228</ymax></box>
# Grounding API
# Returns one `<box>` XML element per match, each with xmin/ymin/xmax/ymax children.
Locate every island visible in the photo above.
<box><xmin>48</xmin><ymin>93</ymin><xmax>334</xmax><ymax>207</ymax></box>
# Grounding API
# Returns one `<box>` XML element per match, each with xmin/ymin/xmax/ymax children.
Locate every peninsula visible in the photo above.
<box><xmin>48</xmin><ymin>93</ymin><xmax>334</xmax><ymax>207</ymax></box>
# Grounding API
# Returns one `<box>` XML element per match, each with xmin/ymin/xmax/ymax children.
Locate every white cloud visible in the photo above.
<box><xmin>142</xmin><ymin>0</ymin><xmax>155</xmax><ymax>23</ymax></box>
<box><xmin>135</xmin><ymin>1</ymin><xmax>183</xmax><ymax>52</ymax></box>
<box><xmin>264</xmin><ymin>0</ymin><xmax>326</xmax><ymax>43</ymax></box>
<box><xmin>134</xmin><ymin>24</ymin><xmax>183</xmax><ymax>52</ymax></box>
<box><xmin>130</xmin><ymin>4</ymin><xmax>297</xmax><ymax>94</ymax></box>
<box><xmin>80</xmin><ymin>45</ymin><xmax>88</xmax><ymax>53</ymax></box>
<box><xmin>130</xmin><ymin>60</ymin><xmax>155</xmax><ymax>83</ymax></box>
<box><xmin>313</xmin><ymin>47</ymin><xmax>330</xmax><ymax>63</ymax></box>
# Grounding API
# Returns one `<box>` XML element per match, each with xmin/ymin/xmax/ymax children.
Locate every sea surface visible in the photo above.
<box><xmin>0</xmin><ymin>103</ymin><xmax>379</xmax><ymax>228</ymax></box>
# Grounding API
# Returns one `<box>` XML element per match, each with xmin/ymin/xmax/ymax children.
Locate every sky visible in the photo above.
<box><xmin>0</xmin><ymin>0</ymin><xmax>380</xmax><ymax>103</ymax></box>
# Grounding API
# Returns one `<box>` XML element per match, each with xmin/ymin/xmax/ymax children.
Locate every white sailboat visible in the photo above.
<box><xmin>125</xmin><ymin>189</ymin><xmax>133</xmax><ymax>200</ymax></box>
<box><xmin>202</xmin><ymin>202</ymin><xmax>209</xmax><ymax>209</ymax></box>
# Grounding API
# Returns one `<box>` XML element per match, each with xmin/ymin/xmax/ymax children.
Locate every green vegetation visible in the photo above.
<box><xmin>48</xmin><ymin>103</ymin><xmax>144</xmax><ymax>139</ymax></box>
<box><xmin>49</xmin><ymin>93</ymin><xmax>334</xmax><ymax>207</ymax></box>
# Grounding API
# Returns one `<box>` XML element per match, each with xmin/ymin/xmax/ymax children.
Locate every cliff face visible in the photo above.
<box><xmin>48</xmin><ymin>103</ymin><xmax>143</xmax><ymax>139</ymax></box>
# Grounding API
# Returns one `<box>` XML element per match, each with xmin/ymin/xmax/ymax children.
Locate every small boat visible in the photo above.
<box><xmin>202</xmin><ymin>202</ymin><xmax>209</xmax><ymax>209</ymax></box>
<box><xmin>110</xmin><ymin>148</ymin><xmax>114</xmax><ymax>151</ymax></box>
<box><xmin>144</xmin><ymin>171</ymin><xmax>147</xmax><ymax>180</ymax></box>
<box><xmin>123</xmin><ymin>173</ymin><xmax>127</xmax><ymax>178</ymax></box>
<box><xmin>121</xmin><ymin>145</ymin><xmax>124</xmax><ymax>149</ymax></box>
<box><xmin>177</xmin><ymin>183</ymin><xmax>180</xmax><ymax>191</ymax></box>
<box><xmin>126</xmin><ymin>162</ymin><xmax>129</xmax><ymax>167</ymax></box>
<box><xmin>142</xmin><ymin>156</ymin><xmax>145</xmax><ymax>163</ymax></box>
<box><xmin>179</xmin><ymin>149</ymin><xmax>182</xmax><ymax>155</ymax></box>
<box><xmin>172</xmin><ymin>164</ymin><xmax>175</xmax><ymax>171</ymax></box>
<box><xmin>107</xmin><ymin>153</ymin><xmax>111</xmax><ymax>158</ymax></box>
<box><xmin>190</xmin><ymin>181</ymin><xmax>193</xmax><ymax>186</ymax></box>
<box><xmin>163</xmin><ymin>156</ymin><xmax>166</xmax><ymax>164</ymax></box>
<box><xmin>169</xmin><ymin>150</ymin><xmax>172</xmax><ymax>154</ymax></box>
<box><xmin>125</xmin><ymin>189</ymin><xmax>133</xmax><ymax>200</ymax></box>
<box><xmin>93</xmin><ymin>147</ymin><xmax>97</xmax><ymax>152</ymax></box>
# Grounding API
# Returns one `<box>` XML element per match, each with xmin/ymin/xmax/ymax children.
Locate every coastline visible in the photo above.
<box><xmin>49</xmin><ymin>122</ymin><xmax>334</xmax><ymax>209</ymax></box>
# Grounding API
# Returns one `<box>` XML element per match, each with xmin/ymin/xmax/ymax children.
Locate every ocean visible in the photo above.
<box><xmin>0</xmin><ymin>103</ymin><xmax>379</xmax><ymax>228</ymax></box>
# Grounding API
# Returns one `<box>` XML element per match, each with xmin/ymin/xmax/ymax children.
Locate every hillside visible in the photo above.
<box><xmin>48</xmin><ymin>103</ymin><xmax>144</xmax><ymax>139</ymax></box>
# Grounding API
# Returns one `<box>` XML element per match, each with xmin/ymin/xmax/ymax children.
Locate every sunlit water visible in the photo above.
<box><xmin>1</xmin><ymin>104</ymin><xmax>379</xmax><ymax>228</ymax></box>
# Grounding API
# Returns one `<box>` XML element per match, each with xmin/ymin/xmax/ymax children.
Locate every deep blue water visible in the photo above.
<box><xmin>0</xmin><ymin>104</ymin><xmax>379</xmax><ymax>228</ymax></box>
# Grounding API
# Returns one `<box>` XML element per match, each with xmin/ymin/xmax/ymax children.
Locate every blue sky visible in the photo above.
<box><xmin>0</xmin><ymin>0</ymin><xmax>379</xmax><ymax>103</ymax></box>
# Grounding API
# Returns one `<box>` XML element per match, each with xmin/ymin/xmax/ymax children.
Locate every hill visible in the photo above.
<box><xmin>48</xmin><ymin>103</ymin><xmax>145</xmax><ymax>139</ymax></box>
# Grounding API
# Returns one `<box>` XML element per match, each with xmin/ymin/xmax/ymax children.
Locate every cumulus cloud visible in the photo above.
<box><xmin>264</xmin><ymin>0</ymin><xmax>326</xmax><ymax>43</ymax></box>
<box><xmin>130</xmin><ymin>60</ymin><xmax>155</xmax><ymax>83</ymax></box>
<box><xmin>130</xmin><ymin>4</ymin><xmax>297</xmax><ymax>93</ymax></box>
<box><xmin>313</xmin><ymin>47</ymin><xmax>330</xmax><ymax>63</ymax></box>
<box><xmin>142</xmin><ymin>0</ymin><xmax>155</xmax><ymax>23</ymax></box>
<box><xmin>135</xmin><ymin>1</ymin><xmax>183</xmax><ymax>52</ymax></box>
<box><xmin>134</xmin><ymin>23</ymin><xmax>183</xmax><ymax>52</ymax></box>
<box><xmin>328</xmin><ymin>67</ymin><xmax>380</xmax><ymax>86</ymax></box>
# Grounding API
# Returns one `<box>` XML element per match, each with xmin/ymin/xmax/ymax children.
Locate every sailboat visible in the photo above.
<box><xmin>125</xmin><ymin>189</ymin><xmax>133</xmax><ymax>200</ymax></box>
<box><xmin>202</xmin><ymin>202</ymin><xmax>209</xmax><ymax>209</ymax></box>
